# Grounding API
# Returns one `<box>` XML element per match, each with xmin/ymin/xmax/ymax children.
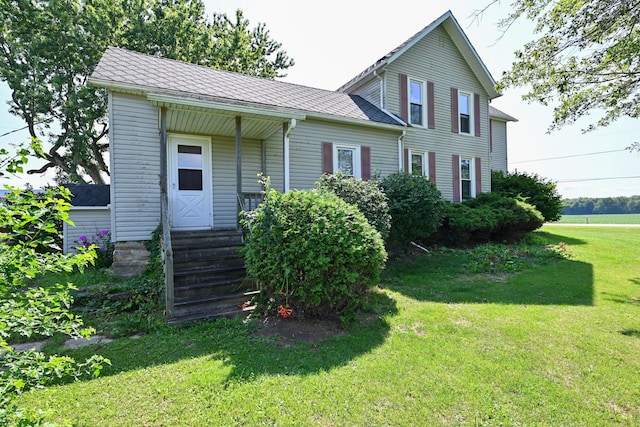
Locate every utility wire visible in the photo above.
<box><xmin>0</xmin><ymin>124</ymin><xmax>29</xmax><ymax>139</ymax></box>
<box><xmin>511</xmin><ymin>148</ymin><xmax>628</xmax><ymax>164</ymax></box>
<box><xmin>557</xmin><ymin>176</ymin><xmax>640</xmax><ymax>183</ymax></box>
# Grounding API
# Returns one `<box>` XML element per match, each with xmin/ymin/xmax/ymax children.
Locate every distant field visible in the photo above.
<box><xmin>557</xmin><ymin>213</ymin><xmax>640</xmax><ymax>224</ymax></box>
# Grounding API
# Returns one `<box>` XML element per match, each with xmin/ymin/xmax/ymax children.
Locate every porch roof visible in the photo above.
<box><xmin>89</xmin><ymin>47</ymin><xmax>405</xmax><ymax>130</ymax></box>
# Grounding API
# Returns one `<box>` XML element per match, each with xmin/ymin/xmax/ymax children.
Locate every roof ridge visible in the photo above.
<box><xmin>105</xmin><ymin>46</ymin><xmax>345</xmax><ymax>96</ymax></box>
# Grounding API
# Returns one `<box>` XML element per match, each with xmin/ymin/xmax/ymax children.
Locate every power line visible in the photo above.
<box><xmin>557</xmin><ymin>176</ymin><xmax>640</xmax><ymax>183</ymax></box>
<box><xmin>511</xmin><ymin>148</ymin><xmax>629</xmax><ymax>164</ymax></box>
<box><xmin>0</xmin><ymin>125</ymin><xmax>29</xmax><ymax>139</ymax></box>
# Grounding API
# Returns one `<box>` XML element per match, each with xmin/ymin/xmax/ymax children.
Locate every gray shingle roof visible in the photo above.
<box><xmin>64</xmin><ymin>184</ymin><xmax>110</xmax><ymax>206</ymax></box>
<box><xmin>489</xmin><ymin>105</ymin><xmax>518</xmax><ymax>122</ymax></box>
<box><xmin>90</xmin><ymin>47</ymin><xmax>403</xmax><ymax>127</ymax></box>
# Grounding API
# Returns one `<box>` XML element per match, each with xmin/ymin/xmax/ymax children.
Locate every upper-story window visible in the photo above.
<box><xmin>409</xmin><ymin>80</ymin><xmax>424</xmax><ymax>126</ymax></box>
<box><xmin>459</xmin><ymin>92</ymin><xmax>471</xmax><ymax>134</ymax></box>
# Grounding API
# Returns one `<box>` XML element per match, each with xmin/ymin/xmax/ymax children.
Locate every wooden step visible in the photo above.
<box><xmin>168</xmin><ymin>228</ymin><xmax>253</xmax><ymax>324</ymax></box>
<box><xmin>170</xmin><ymin>290</ymin><xmax>259</xmax><ymax>324</ymax></box>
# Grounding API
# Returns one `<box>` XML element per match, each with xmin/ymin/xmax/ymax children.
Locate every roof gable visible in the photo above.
<box><xmin>89</xmin><ymin>47</ymin><xmax>403</xmax><ymax>128</ymax></box>
<box><xmin>338</xmin><ymin>11</ymin><xmax>499</xmax><ymax>99</ymax></box>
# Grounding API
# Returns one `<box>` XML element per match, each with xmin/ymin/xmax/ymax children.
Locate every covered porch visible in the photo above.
<box><xmin>150</xmin><ymin>93</ymin><xmax>306</xmax><ymax>321</ymax></box>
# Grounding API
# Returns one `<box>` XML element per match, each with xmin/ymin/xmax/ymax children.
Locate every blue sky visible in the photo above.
<box><xmin>1</xmin><ymin>0</ymin><xmax>638</xmax><ymax>198</ymax></box>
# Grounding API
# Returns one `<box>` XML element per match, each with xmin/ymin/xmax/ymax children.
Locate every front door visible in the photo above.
<box><xmin>169</xmin><ymin>135</ymin><xmax>212</xmax><ymax>229</ymax></box>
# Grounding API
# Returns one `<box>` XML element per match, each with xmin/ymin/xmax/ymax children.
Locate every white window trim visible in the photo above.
<box><xmin>459</xmin><ymin>156</ymin><xmax>476</xmax><ymax>200</ymax></box>
<box><xmin>408</xmin><ymin>78</ymin><xmax>426</xmax><ymax>127</ymax></box>
<box><xmin>333</xmin><ymin>144</ymin><xmax>361</xmax><ymax>179</ymax></box>
<box><xmin>408</xmin><ymin>150</ymin><xmax>429</xmax><ymax>178</ymax></box>
<box><xmin>458</xmin><ymin>91</ymin><xmax>474</xmax><ymax>136</ymax></box>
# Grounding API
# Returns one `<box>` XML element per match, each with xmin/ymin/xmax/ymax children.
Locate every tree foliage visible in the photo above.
<box><xmin>488</xmin><ymin>0</ymin><xmax>640</xmax><ymax>131</ymax></box>
<box><xmin>563</xmin><ymin>195</ymin><xmax>640</xmax><ymax>214</ymax></box>
<box><xmin>0</xmin><ymin>185</ymin><xmax>109</xmax><ymax>425</ymax></box>
<box><xmin>0</xmin><ymin>0</ymin><xmax>294</xmax><ymax>183</ymax></box>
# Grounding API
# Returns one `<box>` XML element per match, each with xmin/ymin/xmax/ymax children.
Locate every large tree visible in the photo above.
<box><xmin>483</xmin><ymin>0</ymin><xmax>640</xmax><ymax>132</ymax></box>
<box><xmin>0</xmin><ymin>0</ymin><xmax>293</xmax><ymax>184</ymax></box>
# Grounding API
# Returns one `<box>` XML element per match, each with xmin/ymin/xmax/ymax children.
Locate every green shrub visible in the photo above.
<box><xmin>0</xmin><ymin>185</ymin><xmax>109</xmax><ymax>425</ymax></box>
<box><xmin>491</xmin><ymin>170</ymin><xmax>563</xmax><ymax>222</ymax></box>
<box><xmin>379</xmin><ymin>172</ymin><xmax>444</xmax><ymax>246</ymax></box>
<box><xmin>242</xmin><ymin>183</ymin><xmax>387</xmax><ymax>321</ymax></box>
<box><xmin>436</xmin><ymin>193</ymin><xmax>544</xmax><ymax>246</ymax></box>
<box><xmin>317</xmin><ymin>171</ymin><xmax>391</xmax><ymax>240</ymax></box>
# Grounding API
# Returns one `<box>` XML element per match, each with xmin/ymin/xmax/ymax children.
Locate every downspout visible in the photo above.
<box><xmin>397</xmin><ymin>130</ymin><xmax>406</xmax><ymax>172</ymax></box>
<box><xmin>283</xmin><ymin>118</ymin><xmax>297</xmax><ymax>192</ymax></box>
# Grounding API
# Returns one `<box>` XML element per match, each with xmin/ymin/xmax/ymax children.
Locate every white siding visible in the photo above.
<box><xmin>352</xmin><ymin>78</ymin><xmax>382</xmax><ymax>108</ymax></box>
<box><xmin>64</xmin><ymin>208</ymin><xmax>111</xmax><ymax>253</ymax></box>
<box><xmin>241</xmin><ymin>138</ymin><xmax>264</xmax><ymax>193</ymax></box>
<box><xmin>210</xmin><ymin>137</ymin><xmax>236</xmax><ymax>228</ymax></box>
<box><xmin>289</xmin><ymin>119</ymin><xmax>400</xmax><ymax>189</ymax></box>
<box><xmin>383</xmin><ymin>25</ymin><xmax>492</xmax><ymax>201</ymax></box>
<box><xmin>490</xmin><ymin>119</ymin><xmax>508</xmax><ymax>173</ymax></box>
<box><xmin>110</xmin><ymin>93</ymin><xmax>161</xmax><ymax>242</ymax></box>
<box><xmin>264</xmin><ymin>130</ymin><xmax>285</xmax><ymax>191</ymax></box>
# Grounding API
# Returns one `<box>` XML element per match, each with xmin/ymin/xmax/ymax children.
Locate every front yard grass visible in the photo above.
<box><xmin>16</xmin><ymin>225</ymin><xmax>640</xmax><ymax>426</ymax></box>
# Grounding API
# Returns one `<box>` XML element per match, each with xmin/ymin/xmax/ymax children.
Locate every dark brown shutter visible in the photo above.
<box><xmin>475</xmin><ymin>157</ymin><xmax>482</xmax><ymax>195</ymax></box>
<box><xmin>403</xmin><ymin>148</ymin><xmax>409</xmax><ymax>173</ymax></box>
<box><xmin>399</xmin><ymin>74</ymin><xmax>408</xmax><ymax>123</ymax></box>
<box><xmin>451</xmin><ymin>87</ymin><xmax>459</xmax><ymax>133</ymax></box>
<box><xmin>489</xmin><ymin>119</ymin><xmax>493</xmax><ymax>152</ymax></box>
<box><xmin>322</xmin><ymin>142</ymin><xmax>333</xmax><ymax>174</ymax></box>
<box><xmin>361</xmin><ymin>146</ymin><xmax>371</xmax><ymax>180</ymax></box>
<box><xmin>428</xmin><ymin>151</ymin><xmax>436</xmax><ymax>182</ymax></box>
<box><xmin>474</xmin><ymin>93</ymin><xmax>481</xmax><ymax>137</ymax></box>
<box><xmin>427</xmin><ymin>81</ymin><xmax>435</xmax><ymax>129</ymax></box>
<box><xmin>452</xmin><ymin>154</ymin><xmax>460</xmax><ymax>202</ymax></box>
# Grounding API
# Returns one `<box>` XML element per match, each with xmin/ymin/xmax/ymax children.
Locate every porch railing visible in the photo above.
<box><xmin>239</xmin><ymin>192</ymin><xmax>265</xmax><ymax>213</ymax></box>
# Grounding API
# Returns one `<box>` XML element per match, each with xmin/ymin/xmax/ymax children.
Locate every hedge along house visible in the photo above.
<box><xmin>89</xmin><ymin>10</ymin><xmax>515</xmax><ymax>322</ymax></box>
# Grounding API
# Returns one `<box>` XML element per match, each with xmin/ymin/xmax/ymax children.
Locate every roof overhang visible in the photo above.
<box><xmin>147</xmin><ymin>93</ymin><xmax>307</xmax><ymax>121</ymax></box>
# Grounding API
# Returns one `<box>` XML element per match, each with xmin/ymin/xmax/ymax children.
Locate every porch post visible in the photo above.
<box><xmin>283</xmin><ymin>122</ymin><xmax>290</xmax><ymax>192</ymax></box>
<box><xmin>236</xmin><ymin>116</ymin><xmax>242</xmax><ymax>230</ymax></box>
<box><xmin>159</xmin><ymin>107</ymin><xmax>174</xmax><ymax>320</ymax></box>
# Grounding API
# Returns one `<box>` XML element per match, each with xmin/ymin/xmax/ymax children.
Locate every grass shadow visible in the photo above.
<box><xmin>534</xmin><ymin>230</ymin><xmax>588</xmax><ymax>246</ymax></box>
<box><xmin>621</xmin><ymin>329</ymin><xmax>640</xmax><ymax>338</ymax></box>
<box><xmin>48</xmin><ymin>290</ymin><xmax>398</xmax><ymax>384</ymax></box>
<box><xmin>601</xmin><ymin>292</ymin><xmax>640</xmax><ymax>306</ymax></box>
<box><xmin>384</xmin><ymin>252</ymin><xmax>594</xmax><ymax>306</ymax></box>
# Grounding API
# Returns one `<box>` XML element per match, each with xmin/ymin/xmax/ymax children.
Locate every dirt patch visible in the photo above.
<box><xmin>252</xmin><ymin>316</ymin><xmax>344</xmax><ymax>345</ymax></box>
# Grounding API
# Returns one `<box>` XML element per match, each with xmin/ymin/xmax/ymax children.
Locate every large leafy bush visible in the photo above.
<box><xmin>379</xmin><ymin>172</ymin><xmax>444</xmax><ymax>246</ymax></box>
<box><xmin>0</xmin><ymin>186</ymin><xmax>109</xmax><ymax>425</ymax></box>
<box><xmin>242</xmin><ymin>182</ymin><xmax>387</xmax><ymax>320</ymax></box>
<box><xmin>435</xmin><ymin>192</ymin><xmax>544</xmax><ymax>246</ymax></box>
<box><xmin>317</xmin><ymin>171</ymin><xmax>391</xmax><ymax>240</ymax></box>
<box><xmin>491</xmin><ymin>170</ymin><xmax>563</xmax><ymax>222</ymax></box>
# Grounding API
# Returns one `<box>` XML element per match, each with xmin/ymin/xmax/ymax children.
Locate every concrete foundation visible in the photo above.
<box><xmin>112</xmin><ymin>241</ymin><xmax>150</xmax><ymax>278</ymax></box>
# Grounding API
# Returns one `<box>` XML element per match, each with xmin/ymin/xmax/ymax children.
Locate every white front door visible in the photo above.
<box><xmin>169</xmin><ymin>135</ymin><xmax>212</xmax><ymax>229</ymax></box>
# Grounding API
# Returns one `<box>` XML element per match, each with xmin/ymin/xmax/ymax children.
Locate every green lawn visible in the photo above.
<box><xmin>557</xmin><ymin>213</ymin><xmax>640</xmax><ymax>224</ymax></box>
<box><xmin>16</xmin><ymin>226</ymin><xmax>640</xmax><ymax>426</ymax></box>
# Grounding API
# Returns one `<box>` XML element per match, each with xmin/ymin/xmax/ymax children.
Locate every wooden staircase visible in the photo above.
<box><xmin>169</xmin><ymin>229</ymin><xmax>257</xmax><ymax>324</ymax></box>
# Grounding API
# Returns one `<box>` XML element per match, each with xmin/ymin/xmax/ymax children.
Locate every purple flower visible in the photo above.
<box><xmin>78</xmin><ymin>235</ymin><xmax>87</xmax><ymax>242</ymax></box>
